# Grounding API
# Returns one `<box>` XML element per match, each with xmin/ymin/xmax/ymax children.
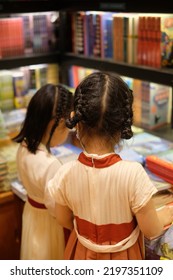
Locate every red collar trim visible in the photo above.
<box><xmin>78</xmin><ymin>152</ymin><xmax>122</xmax><ymax>168</ymax></box>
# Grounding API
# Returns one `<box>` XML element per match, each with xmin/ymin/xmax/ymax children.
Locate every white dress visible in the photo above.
<box><xmin>16</xmin><ymin>142</ymin><xmax>65</xmax><ymax>260</ymax></box>
<box><xmin>46</xmin><ymin>151</ymin><xmax>158</xmax><ymax>260</ymax></box>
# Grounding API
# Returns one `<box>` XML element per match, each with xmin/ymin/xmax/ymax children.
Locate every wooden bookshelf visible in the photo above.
<box><xmin>0</xmin><ymin>52</ymin><xmax>60</xmax><ymax>69</ymax></box>
<box><xmin>0</xmin><ymin>0</ymin><xmax>172</xmax><ymax>137</ymax></box>
<box><xmin>0</xmin><ymin>191</ymin><xmax>24</xmax><ymax>260</ymax></box>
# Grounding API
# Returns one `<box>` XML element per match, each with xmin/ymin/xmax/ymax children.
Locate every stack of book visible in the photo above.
<box><xmin>0</xmin><ymin>142</ymin><xmax>19</xmax><ymax>182</ymax></box>
<box><xmin>0</xmin><ymin>154</ymin><xmax>10</xmax><ymax>193</ymax></box>
<box><xmin>146</xmin><ymin>168</ymin><xmax>173</xmax><ymax>193</ymax></box>
<box><xmin>146</xmin><ymin>149</ymin><xmax>173</xmax><ymax>184</ymax></box>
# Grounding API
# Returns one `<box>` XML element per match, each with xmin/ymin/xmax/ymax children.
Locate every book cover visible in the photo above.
<box><xmin>113</xmin><ymin>15</ymin><xmax>123</xmax><ymax>62</ymax></box>
<box><xmin>85</xmin><ymin>12</ymin><xmax>95</xmax><ymax>56</ymax></box>
<box><xmin>132</xmin><ymin>78</ymin><xmax>142</xmax><ymax>126</ymax></box>
<box><xmin>46</xmin><ymin>64</ymin><xmax>59</xmax><ymax>85</ymax></box>
<box><xmin>100</xmin><ymin>12</ymin><xmax>114</xmax><ymax>59</ymax></box>
<box><xmin>141</xmin><ymin>81</ymin><xmax>170</xmax><ymax>130</ymax></box>
<box><xmin>124</xmin><ymin>131</ymin><xmax>173</xmax><ymax>158</ymax></box>
<box><xmin>21</xmin><ymin>14</ymin><xmax>33</xmax><ymax>54</ymax></box>
<box><xmin>72</xmin><ymin>11</ymin><xmax>86</xmax><ymax>55</ymax></box>
<box><xmin>146</xmin><ymin>149</ymin><xmax>173</xmax><ymax>184</ymax></box>
<box><xmin>93</xmin><ymin>13</ymin><xmax>102</xmax><ymax>58</ymax></box>
<box><xmin>161</xmin><ymin>15</ymin><xmax>173</xmax><ymax>68</ymax></box>
<box><xmin>12</xmin><ymin>70</ymin><xmax>26</xmax><ymax>109</ymax></box>
<box><xmin>116</xmin><ymin>147</ymin><xmax>144</xmax><ymax>165</ymax></box>
<box><xmin>137</xmin><ymin>16</ymin><xmax>144</xmax><ymax>65</ymax></box>
<box><xmin>155</xmin><ymin>16</ymin><xmax>162</xmax><ymax>68</ymax></box>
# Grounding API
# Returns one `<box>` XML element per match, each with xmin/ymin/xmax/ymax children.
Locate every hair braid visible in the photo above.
<box><xmin>46</xmin><ymin>85</ymin><xmax>73</xmax><ymax>151</ymax></box>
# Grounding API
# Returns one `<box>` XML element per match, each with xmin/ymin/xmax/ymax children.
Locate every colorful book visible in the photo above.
<box><xmin>140</xmin><ymin>81</ymin><xmax>171</xmax><ymax>130</ymax></box>
<box><xmin>161</xmin><ymin>15</ymin><xmax>173</xmax><ymax>68</ymax></box>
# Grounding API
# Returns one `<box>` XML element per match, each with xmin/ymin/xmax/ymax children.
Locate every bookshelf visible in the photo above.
<box><xmin>0</xmin><ymin>1</ymin><xmax>173</xmax><ymax>261</ymax></box>
<box><xmin>0</xmin><ymin>0</ymin><xmax>172</xmax><ymax>138</ymax></box>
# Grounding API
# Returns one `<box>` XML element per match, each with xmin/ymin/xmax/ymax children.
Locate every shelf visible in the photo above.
<box><xmin>0</xmin><ymin>1</ymin><xmax>58</xmax><ymax>14</ymax></box>
<box><xmin>0</xmin><ymin>52</ymin><xmax>60</xmax><ymax>69</ymax></box>
<box><xmin>60</xmin><ymin>53</ymin><xmax>173</xmax><ymax>87</ymax></box>
<box><xmin>0</xmin><ymin>191</ymin><xmax>14</xmax><ymax>205</ymax></box>
<box><xmin>0</xmin><ymin>1</ymin><xmax>173</xmax><ymax>14</ymax></box>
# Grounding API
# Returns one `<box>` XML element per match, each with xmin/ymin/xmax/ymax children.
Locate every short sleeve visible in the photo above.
<box><xmin>130</xmin><ymin>163</ymin><xmax>158</xmax><ymax>214</ymax></box>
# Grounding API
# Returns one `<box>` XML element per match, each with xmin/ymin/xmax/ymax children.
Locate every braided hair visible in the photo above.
<box><xmin>13</xmin><ymin>83</ymin><xmax>73</xmax><ymax>153</ymax></box>
<box><xmin>66</xmin><ymin>72</ymin><xmax>133</xmax><ymax>141</ymax></box>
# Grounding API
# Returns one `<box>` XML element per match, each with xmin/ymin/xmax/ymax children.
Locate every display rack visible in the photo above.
<box><xmin>0</xmin><ymin>1</ymin><xmax>172</xmax><ymax>138</ymax></box>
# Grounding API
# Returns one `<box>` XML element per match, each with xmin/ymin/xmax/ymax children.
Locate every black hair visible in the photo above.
<box><xmin>13</xmin><ymin>83</ymin><xmax>73</xmax><ymax>153</ymax></box>
<box><xmin>66</xmin><ymin>72</ymin><xmax>133</xmax><ymax>140</ymax></box>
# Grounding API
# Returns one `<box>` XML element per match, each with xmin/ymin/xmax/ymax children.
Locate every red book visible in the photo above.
<box><xmin>146</xmin><ymin>149</ymin><xmax>173</xmax><ymax>184</ymax></box>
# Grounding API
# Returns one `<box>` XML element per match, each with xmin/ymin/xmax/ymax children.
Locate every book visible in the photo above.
<box><xmin>116</xmin><ymin>147</ymin><xmax>145</xmax><ymax>165</ymax></box>
<box><xmin>146</xmin><ymin>149</ymin><xmax>173</xmax><ymax>184</ymax></box>
<box><xmin>51</xmin><ymin>143</ymin><xmax>81</xmax><ymax>164</ymax></box>
<box><xmin>112</xmin><ymin>15</ymin><xmax>124</xmax><ymax>62</ymax></box>
<box><xmin>46</xmin><ymin>64</ymin><xmax>59</xmax><ymax>85</ymax></box>
<box><xmin>71</xmin><ymin>11</ymin><xmax>86</xmax><ymax>55</ymax></box>
<box><xmin>68</xmin><ymin>65</ymin><xmax>96</xmax><ymax>88</ymax></box>
<box><xmin>0</xmin><ymin>70</ymin><xmax>14</xmax><ymax>111</ymax></box>
<box><xmin>140</xmin><ymin>81</ymin><xmax>171</xmax><ymax>130</ymax></box>
<box><xmin>32</xmin><ymin>13</ymin><xmax>50</xmax><ymax>53</ymax></box>
<box><xmin>124</xmin><ymin>131</ymin><xmax>173</xmax><ymax>158</ymax></box>
<box><xmin>12</xmin><ymin>70</ymin><xmax>26</xmax><ymax>109</ymax></box>
<box><xmin>101</xmin><ymin>13</ymin><xmax>114</xmax><ymax>59</ymax></box>
<box><xmin>132</xmin><ymin>78</ymin><xmax>142</xmax><ymax>126</ymax></box>
<box><xmin>145</xmin><ymin>167</ymin><xmax>173</xmax><ymax>192</ymax></box>
<box><xmin>0</xmin><ymin>17</ymin><xmax>24</xmax><ymax>58</ymax></box>
<box><xmin>21</xmin><ymin>14</ymin><xmax>33</xmax><ymax>54</ymax></box>
<box><xmin>68</xmin><ymin>65</ymin><xmax>80</xmax><ymax>88</ymax></box>
<box><xmin>161</xmin><ymin>15</ymin><xmax>173</xmax><ymax>68</ymax></box>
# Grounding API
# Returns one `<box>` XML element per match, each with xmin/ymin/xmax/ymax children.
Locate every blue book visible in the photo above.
<box><xmin>124</xmin><ymin>132</ymin><xmax>173</xmax><ymax>158</ymax></box>
<box><xmin>102</xmin><ymin>14</ymin><xmax>113</xmax><ymax>58</ymax></box>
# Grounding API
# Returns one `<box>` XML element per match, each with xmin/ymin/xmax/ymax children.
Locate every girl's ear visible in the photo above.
<box><xmin>70</xmin><ymin>111</ymin><xmax>75</xmax><ymax>118</ymax></box>
<box><xmin>70</xmin><ymin>111</ymin><xmax>78</xmax><ymax>130</ymax></box>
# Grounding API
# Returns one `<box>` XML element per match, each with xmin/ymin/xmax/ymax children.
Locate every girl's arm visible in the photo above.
<box><xmin>136</xmin><ymin>199</ymin><xmax>173</xmax><ymax>239</ymax></box>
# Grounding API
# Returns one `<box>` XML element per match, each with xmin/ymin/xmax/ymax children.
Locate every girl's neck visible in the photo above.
<box><xmin>81</xmin><ymin>138</ymin><xmax>115</xmax><ymax>156</ymax></box>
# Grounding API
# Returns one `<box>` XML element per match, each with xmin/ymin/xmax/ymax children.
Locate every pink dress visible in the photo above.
<box><xmin>47</xmin><ymin>151</ymin><xmax>158</xmax><ymax>260</ymax></box>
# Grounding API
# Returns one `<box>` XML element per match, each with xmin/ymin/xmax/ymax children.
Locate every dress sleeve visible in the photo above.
<box><xmin>130</xmin><ymin>163</ymin><xmax>158</xmax><ymax>214</ymax></box>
